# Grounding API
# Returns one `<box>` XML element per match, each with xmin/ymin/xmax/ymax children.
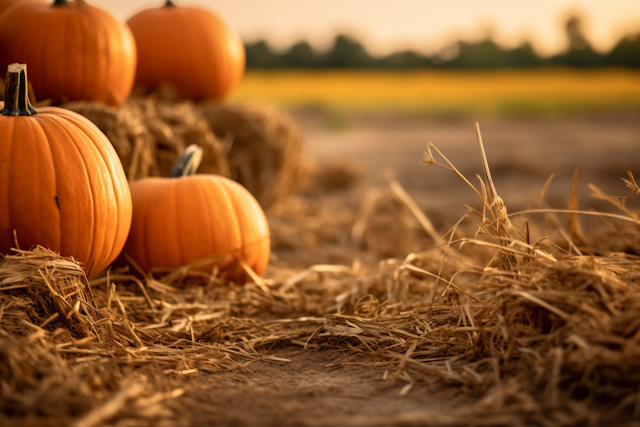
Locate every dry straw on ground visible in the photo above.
<box><xmin>2</xmin><ymin>123</ymin><xmax>640</xmax><ymax>426</ymax></box>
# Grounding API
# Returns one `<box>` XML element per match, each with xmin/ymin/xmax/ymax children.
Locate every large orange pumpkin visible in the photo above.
<box><xmin>0</xmin><ymin>0</ymin><xmax>137</xmax><ymax>106</ymax></box>
<box><xmin>124</xmin><ymin>145</ymin><xmax>270</xmax><ymax>283</ymax></box>
<box><xmin>127</xmin><ymin>1</ymin><xmax>245</xmax><ymax>101</ymax></box>
<box><xmin>0</xmin><ymin>64</ymin><xmax>132</xmax><ymax>278</ymax></box>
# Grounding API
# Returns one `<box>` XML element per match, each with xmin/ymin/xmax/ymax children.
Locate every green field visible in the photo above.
<box><xmin>230</xmin><ymin>68</ymin><xmax>640</xmax><ymax>115</ymax></box>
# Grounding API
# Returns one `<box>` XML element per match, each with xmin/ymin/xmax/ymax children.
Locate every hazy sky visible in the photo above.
<box><xmin>94</xmin><ymin>0</ymin><xmax>640</xmax><ymax>56</ymax></box>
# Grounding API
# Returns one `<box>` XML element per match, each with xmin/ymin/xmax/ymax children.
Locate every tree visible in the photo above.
<box><xmin>323</xmin><ymin>35</ymin><xmax>375</xmax><ymax>68</ymax></box>
<box><xmin>550</xmin><ymin>16</ymin><xmax>602</xmax><ymax>67</ymax></box>
<box><xmin>244</xmin><ymin>40</ymin><xmax>278</xmax><ymax>68</ymax></box>
<box><xmin>280</xmin><ymin>41</ymin><xmax>323</xmax><ymax>68</ymax></box>
<box><xmin>605</xmin><ymin>33</ymin><xmax>640</xmax><ymax>67</ymax></box>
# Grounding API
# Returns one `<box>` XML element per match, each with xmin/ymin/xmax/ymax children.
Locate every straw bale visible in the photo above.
<box><xmin>201</xmin><ymin>102</ymin><xmax>305</xmax><ymax>209</ymax></box>
<box><xmin>63</xmin><ymin>97</ymin><xmax>305</xmax><ymax>210</ymax></box>
<box><xmin>63</xmin><ymin>96</ymin><xmax>229</xmax><ymax>182</ymax></box>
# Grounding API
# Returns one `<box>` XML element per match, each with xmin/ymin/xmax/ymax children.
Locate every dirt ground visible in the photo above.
<box><xmin>297</xmin><ymin>110</ymin><xmax>640</xmax><ymax>214</ymax></box>
<box><xmin>186</xmin><ymin>349</ymin><xmax>467</xmax><ymax>427</ymax></box>
<box><xmin>167</xmin><ymin>110</ymin><xmax>640</xmax><ymax>427</ymax></box>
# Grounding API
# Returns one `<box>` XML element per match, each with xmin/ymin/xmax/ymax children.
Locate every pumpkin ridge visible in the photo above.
<box><xmin>173</xmin><ymin>178</ymin><xmax>188</xmax><ymax>268</ymax></box>
<box><xmin>141</xmin><ymin>179</ymin><xmax>170</xmax><ymax>270</ymax></box>
<box><xmin>176</xmin><ymin>9</ymin><xmax>204</xmax><ymax>99</ymax></box>
<box><xmin>8</xmin><ymin>118</ymin><xmax>58</xmax><ymax>253</ymax></box>
<box><xmin>199</xmin><ymin>13</ymin><xmax>225</xmax><ymax>99</ymax></box>
<box><xmin>46</xmin><ymin>9</ymin><xmax>71</xmax><ymax>101</ymax></box>
<box><xmin>36</xmin><ymin>13</ymin><xmax>55</xmax><ymax>103</ymax></box>
<box><xmin>60</xmin><ymin>110</ymin><xmax>124</xmax><ymax>274</ymax></box>
<box><xmin>42</xmin><ymin>113</ymin><xmax>96</xmax><ymax>267</ymax></box>
<box><xmin>225</xmin><ymin>179</ymin><xmax>270</xmax><ymax>273</ymax></box>
<box><xmin>127</xmin><ymin>179</ymin><xmax>157</xmax><ymax>273</ymax></box>
<box><xmin>218</xmin><ymin>178</ymin><xmax>245</xmax><ymax>260</ymax></box>
<box><xmin>28</xmin><ymin>116</ymin><xmax>63</xmax><ymax>255</ymax></box>
<box><xmin>73</xmin><ymin>9</ymin><xmax>88</xmax><ymax>100</ymax></box>
<box><xmin>87</xmin><ymin>6</ymin><xmax>109</xmax><ymax>102</ymax></box>
<box><xmin>0</xmin><ymin>120</ymin><xmax>16</xmax><ymax>251</ymax></box>
<box><xmin>46</xmin><ymin>108</ymin><xmax>131</xmax><ymax>270</ymax></box>
<box><xmin>193</xmin><ymin>177</ymin><xmax>215</xmax><ymax>265</ymax></box>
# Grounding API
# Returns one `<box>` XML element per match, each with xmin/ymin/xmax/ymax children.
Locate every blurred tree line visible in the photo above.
<box><xmin>245</xmin><ymin>17</ymin><xmax>640</xmax><ymax>68</ymax></box>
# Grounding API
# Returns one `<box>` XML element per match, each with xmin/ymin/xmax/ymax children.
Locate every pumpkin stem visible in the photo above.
<box><xmin>170</xmin><ymin>145</ymin><xmax>203</xmax><ymax>177</ymax></box>
<box><xmin>52</xmin><ymin>0</ymin><xmax>69</xmax><ymax>6</ymax></box>
<box><xmin>164</xmin><ymin>0</ymin><xmax>176</xmax><ymax>6</ymax></box>
<box><xmin>2</xmin><ymin>64</ymin><xmax>37</xmax><ymax>117</ymax></box>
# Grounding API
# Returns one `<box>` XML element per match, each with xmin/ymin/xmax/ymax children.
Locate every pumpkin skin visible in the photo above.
<box><xmin>0</xmin><ymin>0</ymin><xmax>137</xmax><ymax>106</ymax></box>
<box><xmin>0</xmin><ymin>64</ymin><xmax>132</xmax><ymax>278</ymax></box>
<box><xmin>127</xmin><ymin>1</ymin><xmax>245</xmax><ymax>101</ymax></box>
<box><xmin>124</xmin><ymin>159</ymin><xmax>270</xmax><ymax>283</ymax></box>
<box><xmin>0</xmin><ymin>0</ymin><xmax>45</xmax><ymax>18</ymax></box>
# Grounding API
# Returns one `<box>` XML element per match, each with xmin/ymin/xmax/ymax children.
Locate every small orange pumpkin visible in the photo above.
<box><xmin>0</xmin><ymin>64</ymin><xmax>132</xmax><ymax>278</ymax></box>
<box><xmin>127</xmin><ymin>1</ymin><xmax>245</xmax><ymax>101</ymax></box>
<box><xmin>124</xmin><ymin>145</ymin><xmax>270</xmax><ymax>283</ymax></box>
<box><xmin>0</xmin><ymin>0</ymin><xmax>137</xmax><ymax>106</ymax></box>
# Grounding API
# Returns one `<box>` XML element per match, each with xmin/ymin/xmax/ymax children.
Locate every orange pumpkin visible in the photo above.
<box><xmin>0</xmin><ymin>0</ymin><xmax>137</xmax><ymax>106</ymax></box>
<box><xmin>0</xmin><ymin>64</ymin><xmax>132</xmax><ymax>278</ymax></box>
<box><xmin>124</xmin><ymin>145</ymin><xmax>270</xmax><ymax>283</ymax></box>
<box><xmin>127</xmin><ymin>1</ymin><xmax>245</xmax><ymax>101</ymax></box>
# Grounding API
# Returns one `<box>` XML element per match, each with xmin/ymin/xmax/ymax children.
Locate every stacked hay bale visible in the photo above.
<box><xmin>64</xmin><ymin>97</ymin><xmax>228</xmax><ymax>181</ymax></box>
<box><xmin>63</xmin><ymin>96</ymin><xmax>304</xmax><ymax>210</ymax></box>
<box><xmin>201</xmin><ymin>102</ymin><xmax>303</xmax><ymax>209</ymax></box>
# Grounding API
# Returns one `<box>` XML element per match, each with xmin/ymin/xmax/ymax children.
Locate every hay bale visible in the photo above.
<box><xmin>63</xmin><ymin>96</ymin><xmax>229</xmax><ymax>182</ymax></box>
<box><xmin>64</xmin><ymin>97</ymin><xmax>305</xmax><ymax>209</ymax></box>
<box><xmin>201</xmin><ymin>102</ymin><xmax>304</xmax><ymax>209</ymax></box>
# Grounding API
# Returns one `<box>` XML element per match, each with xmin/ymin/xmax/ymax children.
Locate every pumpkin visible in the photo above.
<box><xmin>0</xmin><ymin>64</ymin><xmax>132</xmax><ymax>278</ymax></box>
<box><xmin>0</xmin><ymin>0</ymin><xmax>137</xmax><ymax>106</ymax></box>
<box><xmin>124</xmin><ymin>145</ymin><xmax>270</xmax><ymax>283</ymax></box>
<box><xmin>127</xmin><ymin>1</ymin><xmax>245</xmax><ymax>101</ymax></box>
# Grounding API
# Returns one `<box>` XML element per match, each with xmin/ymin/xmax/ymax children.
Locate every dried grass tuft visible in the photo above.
<box><xmin>0</xmin><ymin>245</ymin><xmax>105</xmax><ymax>340</ymax></box>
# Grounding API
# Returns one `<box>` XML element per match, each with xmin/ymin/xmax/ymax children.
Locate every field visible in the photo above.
<box><xmin>3</xmin><ymin>85</ymin><xmax>640</xmax><ymax>426</ymax></box>
<box><xmin>231</xmin><ymin>68</ymin><xmax>640</xmax><ymax>115</ymax></box>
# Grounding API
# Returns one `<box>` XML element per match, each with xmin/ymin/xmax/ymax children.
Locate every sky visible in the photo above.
<box><xmin>94</xmin><ymin>0</ymin><xmax>640</xmax><ymax>57</ymax></box>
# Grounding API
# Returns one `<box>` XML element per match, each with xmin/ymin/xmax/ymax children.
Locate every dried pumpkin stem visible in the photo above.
<box><xmin>2</xmin><ymin>64</ymin><xmax>37</xmax><ymax>117</ymax></box>
<box><xmin>164</xmin><ymin>0</ymin><xmax>176</xmax><ymax>7</ymax></box>
<box><xmin>52</xmin><ymin>0</ymin><xmax>69</xmax><ymax>6</ymax></box>
<box><xmin>169</xmin><ymin>144</ymin><xmax>203</xmax><ymax>177</ymax></box>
